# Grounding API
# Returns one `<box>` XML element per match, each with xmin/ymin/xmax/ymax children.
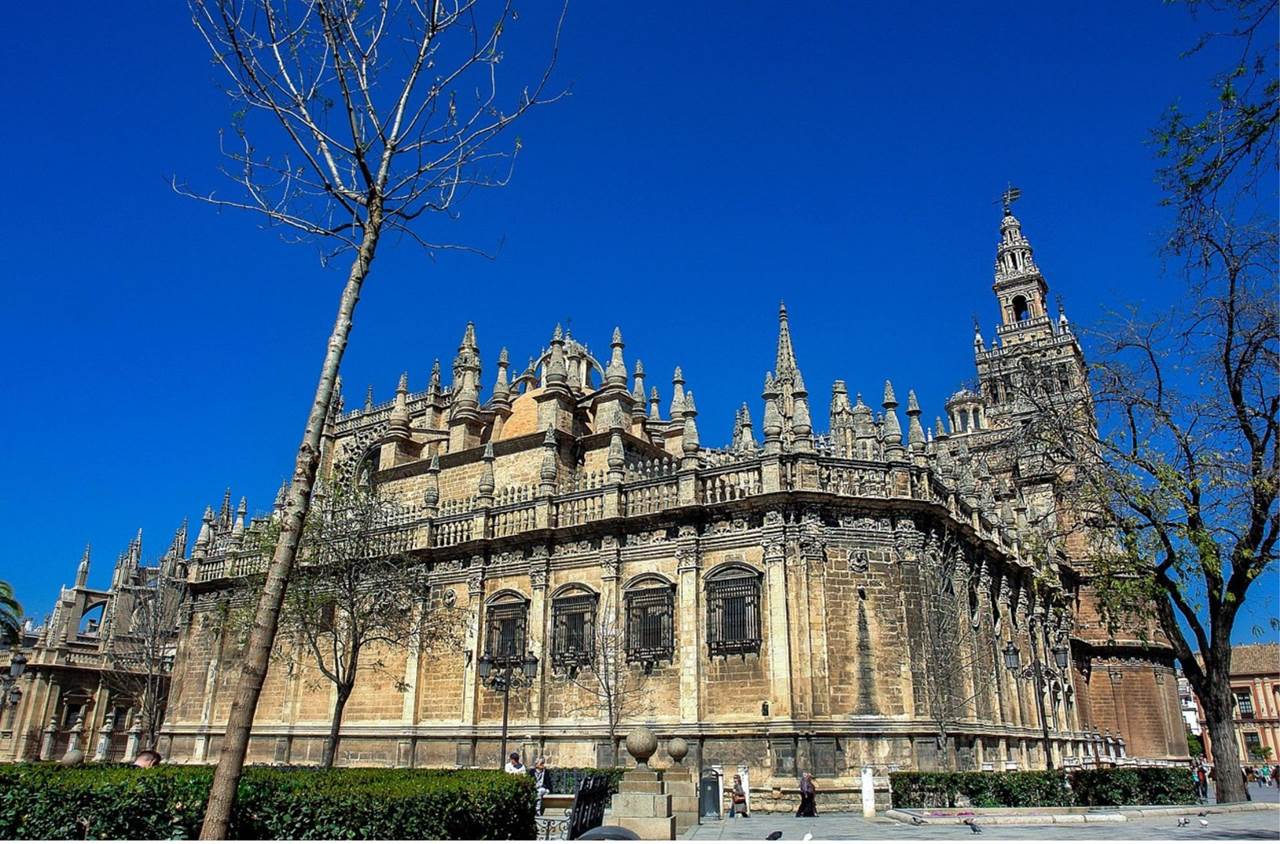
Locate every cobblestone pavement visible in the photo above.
<box><xmin>684</xmin><ymin>809</ymin><xmax>1280</xmax><ymax>841</ymax></box>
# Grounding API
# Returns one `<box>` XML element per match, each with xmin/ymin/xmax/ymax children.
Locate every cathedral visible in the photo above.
<box><xmin>1</xmin><ymin>201</ymin><xmax>1188</xmax><ymax>792</ymax></box>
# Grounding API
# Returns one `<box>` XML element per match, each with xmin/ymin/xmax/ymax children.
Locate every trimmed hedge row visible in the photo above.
<box><xmin>0</xmin><ymin>764</ymin><xmax>536</xmax><ymax>840</ymax></box>
<box><xmin>891</xmin><ymin>767</ymin><xmax>1196</xmax><ymax>808</ymax></box>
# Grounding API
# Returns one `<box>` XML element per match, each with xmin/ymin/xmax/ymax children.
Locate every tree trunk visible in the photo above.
<box><xmin>321</xmin><ymin>685</ymin><xmax>353</xmax><ymax>769</ymax></box>
<box><xmin>199</xmin><ymin>215</ymin><xmax>381</xmax><ymax>840</ymax></box>
<box><xmin>1202</xmin><ymin>679</ymin><xmax>1247</xmax><ymax>803</ymax></box>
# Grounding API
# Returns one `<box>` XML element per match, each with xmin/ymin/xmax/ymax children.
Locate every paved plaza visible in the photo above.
<box><xmin>685</xmin><ymin>786</ymin><xmax>1280</xmax><ymax>841</ymax></box>
<box><xmin>685</xmin><ymin>810</ymin><xmax>1280</xmax><ymax>841</ymax></box>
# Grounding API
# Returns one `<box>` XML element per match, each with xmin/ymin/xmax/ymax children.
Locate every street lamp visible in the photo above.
<box><xmin>1002</xmin><ymin>638</ymin><xmax>1069</xmax><ymax>771</ymax></box>
<box><xmin>477</xmin><ymin>651</ymin><xmax>538</xmax><ymax>768</ymax></box>
<box><xmin>1</xmin><ymin>652</ymin><xmax>27</xmax><ymax>716</ymax></box>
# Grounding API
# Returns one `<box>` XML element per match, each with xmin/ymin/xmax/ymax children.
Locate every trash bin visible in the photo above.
<box><xmin>699</xmin><ymin>770</ymin><xmax>722</xmax><ymax>819</ymax></box>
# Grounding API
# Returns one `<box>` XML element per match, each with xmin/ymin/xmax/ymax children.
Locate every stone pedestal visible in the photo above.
<box><xmin>663</xmin><ymin>763</ymin><xmax>698</xmax><ymax>834</ymax></box>
<box><xmin>603</xmin><ymin>727</ymin><xmax>677</xmax><ymax>840</ymax></box>
<box><xmin>605</xmin><ymin>770</ymin><xmax>676</xmax><ymax>840</ymax></box>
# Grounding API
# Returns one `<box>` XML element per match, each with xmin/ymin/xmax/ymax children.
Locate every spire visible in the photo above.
<box><xmin>193</xmin><ymin>505</ymin><xmax>215</xmax><ymax>559</ymax></box>
<box><xmin>648</xmin><ymin>386</ymin><xmax>661</xmax><ymax>420</ymax></box>
<box><xmin>791</xmin><ymin>370</ymin><xmax>813</xmax><ymax>452</ymax></box>
<box><xmin>273</xmin><ymin>480</ymin><xmax>289</xmax><ymax>519</ymax></box>
<box><xmin>682</xmin><ymin>391</ymin><xmax>700</xmax><ymax>465</ymax></box>
<box><xmin>218</xmin><ymin>488</ymin><xmax>233</xmax><ymax>528</ymax></box>
<box><xmin>75</xmin><ymin>544</ymin><xmax>91</xmax><ymax>588</ymax></box>
<box><xmin>882</xmin><ymin>381</ymin><xmax>903</xmax><ymax>450</ymax></box>
<box><xmin>478</xmin><ymin>442</ymin><xmax>495</xmax><ymax>501</ymax></box>
<box><xmin>906</xmin><ymin>390</ymin><xmax>926</xmax><ymax>450</ymax></box>
<box><xmin>631</xmin><ymin>361</ymin><xmax>648</xmax><ymax>418</ymax></box>
<box><xmin>606</xmin><ymin>327</ymin><xmax>627</xmax><ymax>388</ymax></box>
<box><xmin>762</xmin><ymin>372</ymin><xmax>783</xmax><ymax>455</ymax></box>
<box><xmin>388</xmin><ymin>371</ymin><xmax>411</xmax><ymax>436</ymax></box>
<box><xmin>231</xmin><ymin>497</ymin><xmax>247</xmax><ymax>545</ymax></box>
<box><xmin>734</xmin><ymin>403</ymin><xmax>757</xmax><ymax>452</ymax></box>
<box><xmin>171</xmin><ymin>518</ymin><xmax>189</xmax><ymax>559</ymax></box>
<box><xmin>546</xmin><ymin>325</ymin><xmax>568</xmax><ymax>386</ymax></box>
<box><xmin>428</xmin><ymin>360</ymin><xmax>442</xmax><ymax>400</ymax></box>
<box><xmin>775</xmin><ymin>300</ymin><xmax>798</xmax><ymax>377</ymax></box>
<box><xmin>669</xmin><ymin>367</ymin><xmax>686</xmax><ymax>419</ymax></box>
<box><xmin>493</xmin><ymin>348</ymin><xmax>511</xmax><ymax>402</ymax></box>
<box><xmin>973</xmin><ymin>317</ymin><xmax>985</xmax><ymax>353</ymax></box>
<box><xmin>364</xmin><ymin>384</ymin><xmax>375</xmax><ymax>412</ymax></box>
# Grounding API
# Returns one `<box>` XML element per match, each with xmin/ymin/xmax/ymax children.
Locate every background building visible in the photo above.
<box><xmin>1195</xmin><ymin>644</ymin><xmax>1280</xmax><ymax>766</ymax></box>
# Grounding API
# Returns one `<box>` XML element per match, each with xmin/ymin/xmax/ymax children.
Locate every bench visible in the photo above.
<box><xmin>535</xmin><ymin>773</ymin><xmax>611</xmax><ymax>840</ymax></box>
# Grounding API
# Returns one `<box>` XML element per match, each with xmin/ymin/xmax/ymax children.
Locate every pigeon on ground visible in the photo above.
<box><xmin>1177</xmin><ymin>817</ymin><xmax>1189</xmax><ymax>827</ymax></box>
<box><xmin>803</xmin><ymin>834</ymin><xmax>814</xmax><ymax>842</ymax></box>
<box><xmin>765</xmin><ymin>832</ymin><xmax>783</xmax><ymax>841</ymax></box>
<box><xmin>911</xmin><ymin>816</ymin><xmax>925</xmax><ymax>826</ymax></box>
<box><xmin>964</xmin><ymin>818</ymin><xmax>983</xmax><ymax>834</ymax></box>
<box><xmin>1198</xmin><ymin>810</ymin><xmax>1208</xmax><ymax>817</ymax></box>
<box><xmin>1199</xmin><ymin>818</ymin><xmax>1209</xmax><ymax>827</ymax></box>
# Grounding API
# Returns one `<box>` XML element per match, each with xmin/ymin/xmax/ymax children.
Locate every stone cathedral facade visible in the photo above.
<box><xmin>3</xmin><ymin>204</ymin><xmax>1188</xmax><ymax>784</ymax></box>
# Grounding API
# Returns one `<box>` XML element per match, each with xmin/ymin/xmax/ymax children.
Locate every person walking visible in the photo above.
<box><xmin>796</xmin><ymin>772</ymin><xmax>818</xmax><ymax>818</ymax></box>
<box><xmin>728</xmin><ymin>774</ymin><xmax>748</xmax><ymax>818</ymax></box>
<box><xmin>531</xmin><ymin>757</ymin><xmax>551</xmax><ymax>816</ymax></box>
<box><xmin>1195</xmin><ymin>763</ymin><xmax>1208</xmax><ymax>801</ymax></box>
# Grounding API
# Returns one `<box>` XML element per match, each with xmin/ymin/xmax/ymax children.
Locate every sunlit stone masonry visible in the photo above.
<box><xmin>2</xmin><ymin>203</ymin><xmax>1189</xmax><ymax>795</ymax></box>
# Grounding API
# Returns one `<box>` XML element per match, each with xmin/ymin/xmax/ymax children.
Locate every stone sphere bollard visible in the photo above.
<box><xmin>625</xmin><ymin>727</ymin><xmax>659</xmax><ymax>769</ymax></box>
<box><xmin>59</xmin><ymin>748</ymin><xmax>85</xmax><ymax>767</ymax></box>
<box><xmin>667</xmin><ymin>737</ymin><xmax>689</xmax><ymax>765</ymax></box>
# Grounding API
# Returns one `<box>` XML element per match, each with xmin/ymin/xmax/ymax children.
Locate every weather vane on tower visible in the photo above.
<box><xmin>997</xmin><ymin>183</ymin><xmax>1023</xmax><ymax>214</ymax></box>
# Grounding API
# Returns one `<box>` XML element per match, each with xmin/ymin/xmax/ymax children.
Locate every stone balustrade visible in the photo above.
<box><xmin>191</xmin><ymin>451</ymin><xmax>1011</xmax><ymax>585</ymax></box>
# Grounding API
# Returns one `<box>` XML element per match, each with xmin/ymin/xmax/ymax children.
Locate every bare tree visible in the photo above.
<box><xmin>999</xmin><ymin>0</ymin><xmax>1278</xmax><ymax>804</ymax></box>
<box><xmin>278</xmin><ymin>482</ymin><xmax>464</xmax><ymax>767</ymax></box>
<box><xmin>103</xmin><ymin>572</ymin><xmax>186</xmax><ymax>751</ymax></box>
<box><xmin>179</xmin><ymin>1</ymin><xmax>566</xmax><ymax>834</ymax></box>
<box><xmin>561</xmin><ymin>595</ymin><xmax>652</xmax><ymax>766</ymax></box>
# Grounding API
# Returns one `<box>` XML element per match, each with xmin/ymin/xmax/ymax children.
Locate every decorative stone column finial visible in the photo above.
<box><xmin>625</xmin><ymin>727</ymin><xmax>658</xmax><ymax>770</ymax></box>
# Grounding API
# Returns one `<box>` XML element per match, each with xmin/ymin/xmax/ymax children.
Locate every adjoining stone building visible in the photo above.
<box><xmin>6</xmin><ymin>201</ymin><xmax>1190</xmax><ymax>787</ymax></box>
<box><xmin>0</xmin><ymin>530</ymin><xmax>186</xmax><ymax>763</ymax></box>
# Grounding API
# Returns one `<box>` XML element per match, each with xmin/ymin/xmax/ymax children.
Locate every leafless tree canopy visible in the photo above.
<box><xmin>104</xmin><ymin>573</ymin><xmax>185</xmax><ymax>751</ymax></box>
<box><xmin>180</xmin><ymin>0</ymin><xmax>567</xmax><ymax>260</ymax></box>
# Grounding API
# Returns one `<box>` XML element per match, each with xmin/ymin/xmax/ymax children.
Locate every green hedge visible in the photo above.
<box><xmin>891</xmin><ymin>767</ymin><xmax>1196</xmax><ymax>809</ymax></box>
<box><xmin>544</xmin><ymin>767</ymin><xmax>626</xmax><ymax>796</ymax></box>
<box><xmin>0</xmin><ymin>764</ymin><xmax>536</xmax><ymax>840</ymax></box>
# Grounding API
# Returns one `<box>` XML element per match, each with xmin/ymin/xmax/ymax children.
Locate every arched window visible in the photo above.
<box><xmin>625</xmin><ymin>576</ymin><xmax>675</xmax><ymax>670</ymax></box>
<box><xmin>1012</xmin><ymin>295</ymin><xmax>1030</xmax><ymax>322</ymax></box>
<box><xmin>706</xmin><ymin>564</ymin><xmax>762</xmax><ymax>657</ymax></box>
<box><xmin>78</xmin><ymin>603</ymin><xmax>106</xmax><ymax>636</ymax></box>
<box><xmin>550</xmin><ymin>585</ymin><xmax>597</xmax><ymax>673</ymax></box>
<box><xmin>483</xmin><ymin>592</ymin><xmax>529</xmax><ymax>666</ymax></box>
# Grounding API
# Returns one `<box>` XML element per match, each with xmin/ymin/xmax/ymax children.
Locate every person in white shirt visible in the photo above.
<box><xmin>504</xmin><ymin>751</ymin><xmax>526</xmax><ymax>775</ymax></box>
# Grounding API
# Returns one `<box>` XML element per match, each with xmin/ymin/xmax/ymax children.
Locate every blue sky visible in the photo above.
<box><xmin>1</xmin><ymin>2</ymin><xmax>1275</xmax><ymax>642</ymax></box>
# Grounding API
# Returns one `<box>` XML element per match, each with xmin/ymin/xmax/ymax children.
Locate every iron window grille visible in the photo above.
<box><xmin>484</xmin><ymin>601</ymin><xmax>528</xmax><ymax>667</ymax></box>
<box><xmin>625</xmin><ymin>585</ymin><xmax>675</xmax><ymax>668</ymax></box>
<box><xmin>551</xmin><ymin>594</ymin><xmax>597</xmax><ymax>672</ymax></box>
<box><xmin>1234</xmin><ymin>689</ymin><xmax>1255</xmax><ymax>719</ymax></box>
<box><xmin>706</xmin><ymin>570</ymin><xmax>762</xmax><ymax>657</ymax></box>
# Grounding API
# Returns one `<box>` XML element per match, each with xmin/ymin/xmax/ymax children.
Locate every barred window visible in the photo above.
<box><xmin>1234</xmin><ymin>689</ymin><xmax>1255</xmax><ymax>719</ymax></box>
<box><xmin>625</xmin><ymin>583</ymin><xmax>675</xmax><ymax>668</ymax></box>
<box><xmin>706</xmin><ymin>566</ymin><xmax>762</xmax><ymax>657</ymax></box>
<box><xmin>484</xmin><ymin>600</ymin><xmax>528</xmax><ymax>666</ymax></box>
<box><xmin>551</xmin><ymin>592</ymin><xmax>597</xmax><ymax>672</ymax></box>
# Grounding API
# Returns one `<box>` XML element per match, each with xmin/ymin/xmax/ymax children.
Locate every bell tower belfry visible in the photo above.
<box><xmin>992</xmin><ymin>187</ymin><xmax>1052</xmax><ymax>348</ymax></box>
<box><xmin>974</xmin><ymin>189</ymin><xmax>1087</xmax><ymax>426</ymax></box>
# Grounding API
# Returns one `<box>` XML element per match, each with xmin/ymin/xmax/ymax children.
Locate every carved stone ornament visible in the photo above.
<box><xmin>467</xmin><ymin>571</ymin><xmax>484</xmax><ymax>595</ymax></box>
<box><xmin>443</xmin><ymin>589</ymin><xmax>457</xmax><ymax>608</ymax></box>
<box><xmin>847</xmin><ymin>548</ymin><xmax>869</xmax><ymax>573</ymax></box>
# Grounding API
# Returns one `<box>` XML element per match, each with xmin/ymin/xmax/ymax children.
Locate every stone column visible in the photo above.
<box><xmin>124</xmin><ymin>719</ymin><xmax>142</xmax><ymax>763</ymax></box>
<box><xmin>762</xmin><ymin>517</ymin><xmax>792</xmax><ymax>719</ymax></box>
<box><xmin>461</xmin><ymin>567</ymin><xmax>485</xmax><ymax>727</ymax></box>
<box><xmin>40</xmin><ymin>717</ymin><xmax>57</xmax><ymax>761</ymax></box>
<box><xmin>94</xmin><ymin>711</ymin><xmax>116</xmax><ymax>762</ymax></box>
<box><xmin>675</xmin><ymin>529</ymin><xmax>702</xmax><ymax>726</ymax></box>
<box><xmin>527</xmin><ymin>554</ymin><xmax>550</xmax><ymax>730</ymax></box>
<box><xmin>67</xmin><ymin>715</ymin><xmax>84</xmax><ymax>754</ymax></box>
